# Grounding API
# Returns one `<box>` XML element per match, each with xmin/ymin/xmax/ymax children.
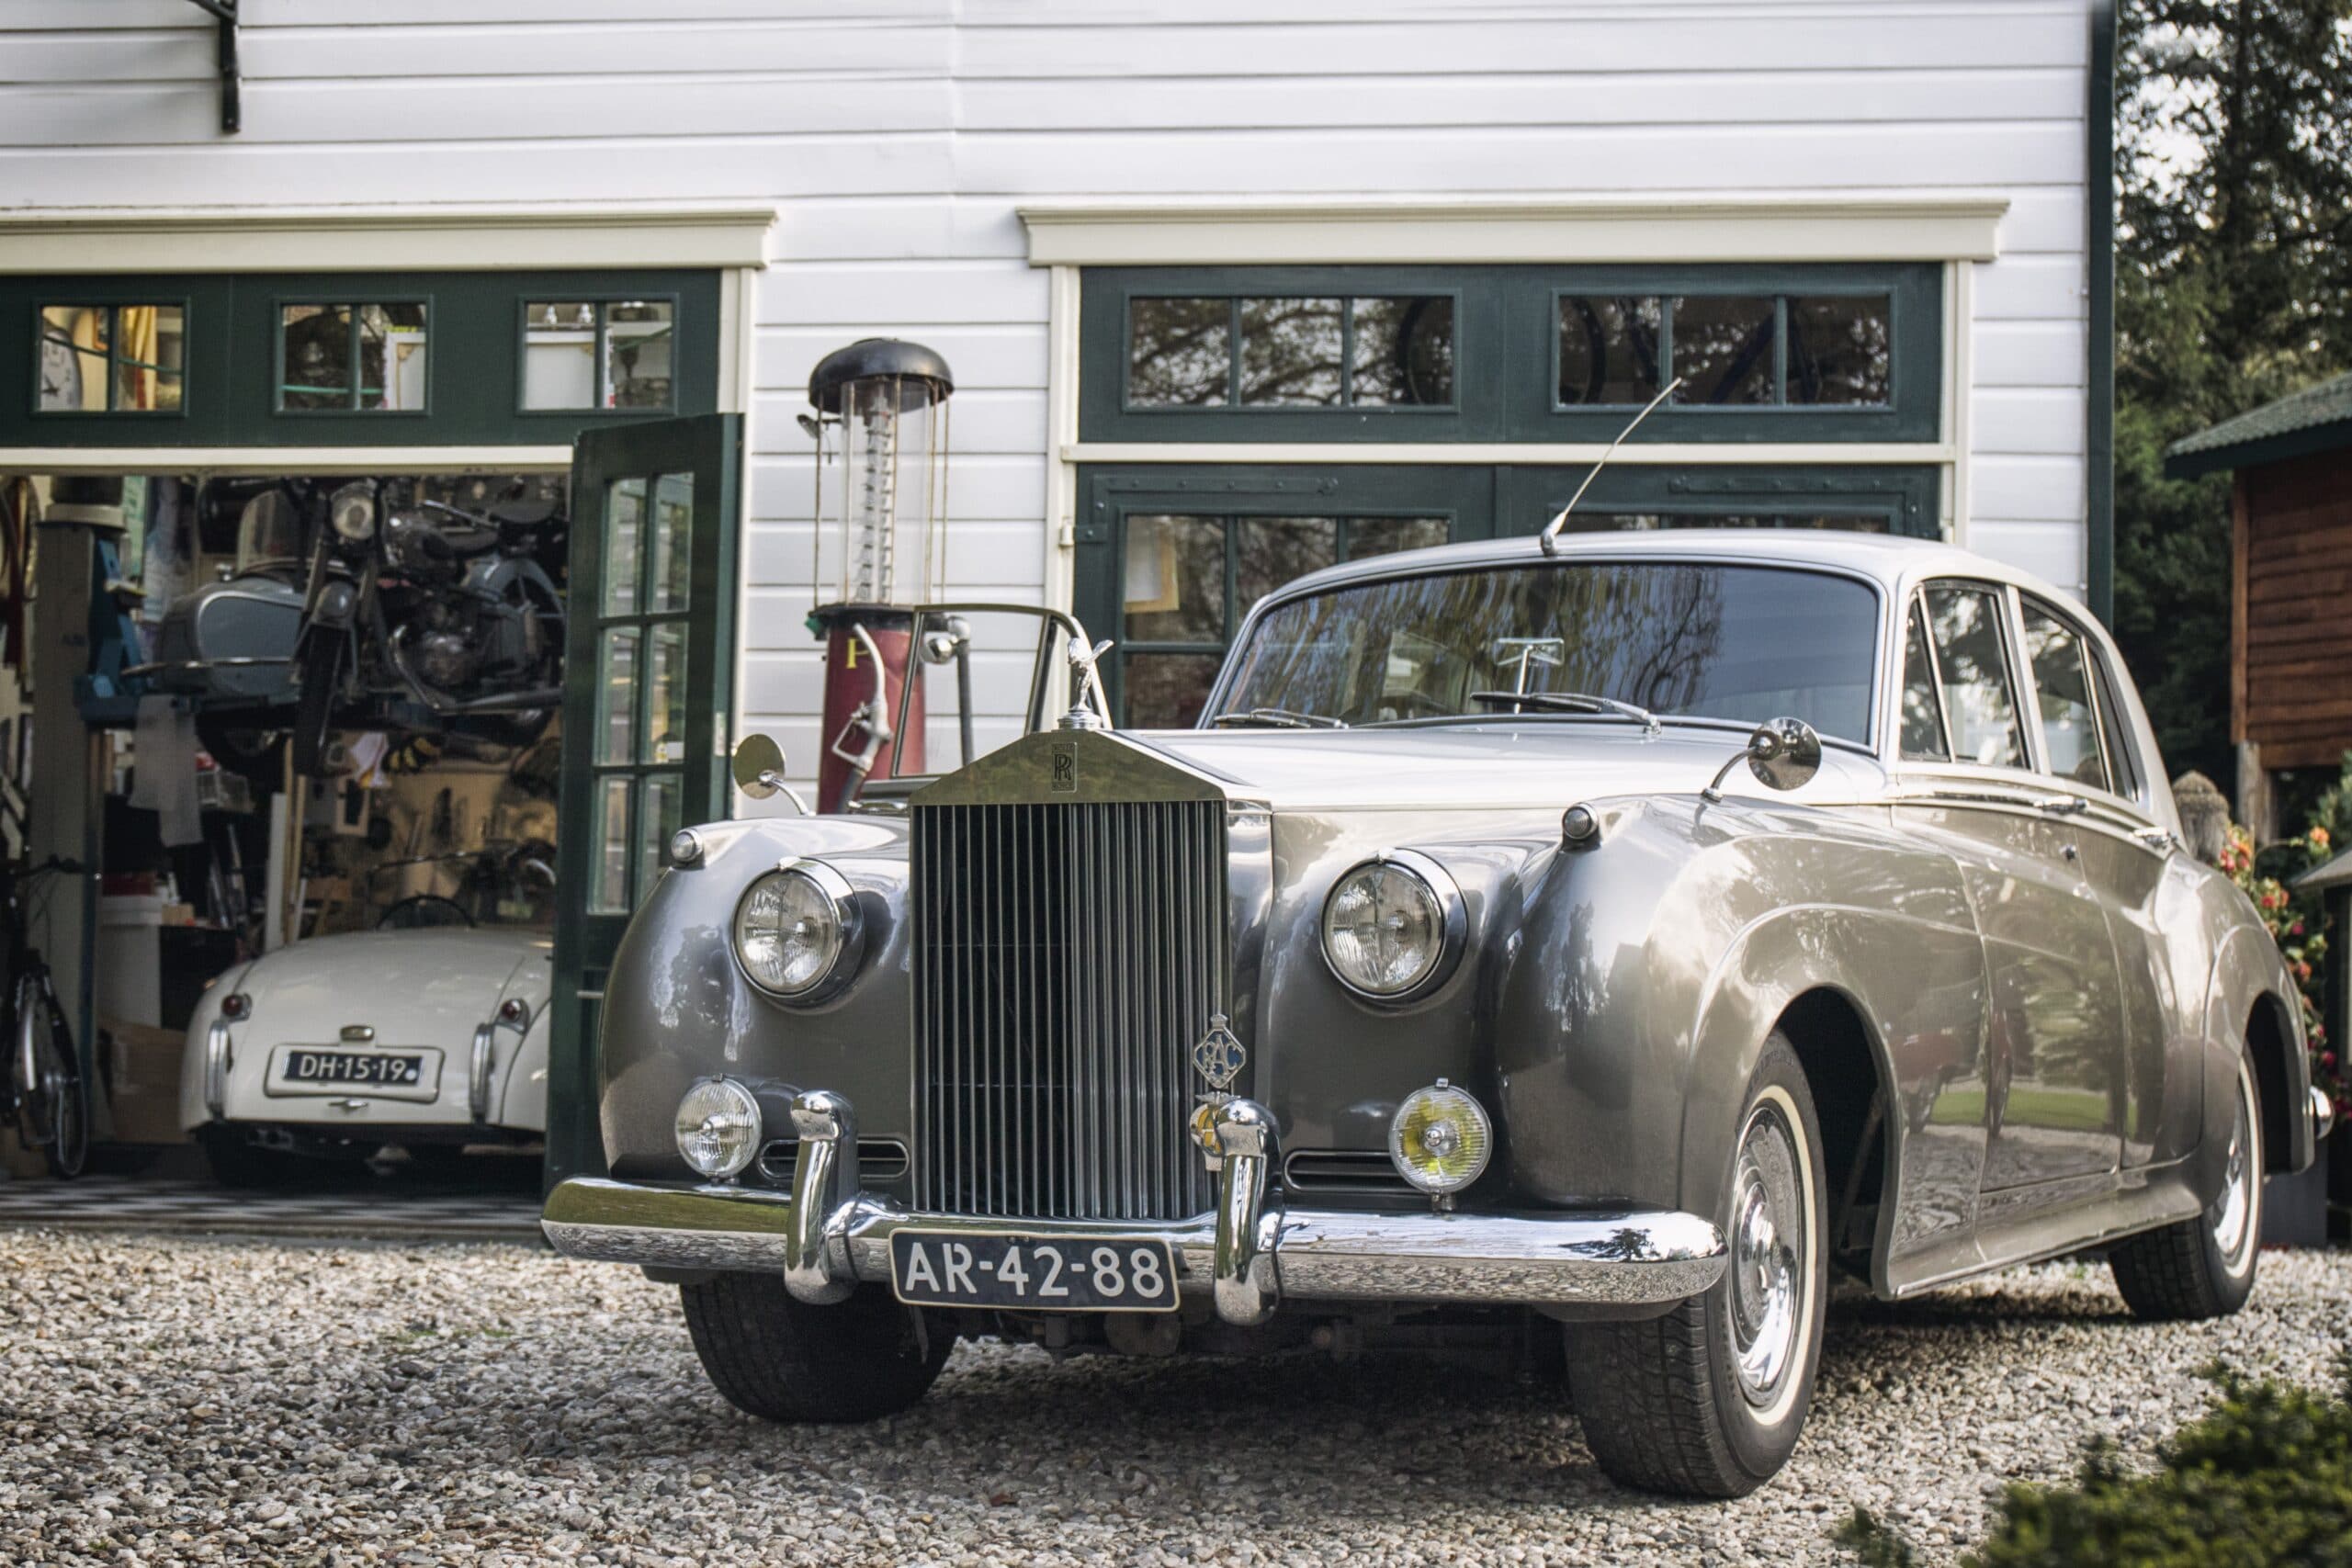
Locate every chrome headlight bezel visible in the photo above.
<box><xmin>730</xmin><ymin>858</ymin><xmax>865</xmax><ymax>1005</ymax></box>
<box><xmin>1318</xmin><ymin>849</ymin><xmax>1466</xmax><ymax>1006</ymax></box>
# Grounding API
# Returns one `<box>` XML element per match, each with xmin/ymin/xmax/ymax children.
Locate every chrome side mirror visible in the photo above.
<box><xmin>1702</xmin><ymin>716</ymin><xmax>1822</xmax><ymax>803</ymax></box>
<box><xmin>731</xmin><ymin>734</ymin><xmax>809</xmax><ymax>816</ymax></box>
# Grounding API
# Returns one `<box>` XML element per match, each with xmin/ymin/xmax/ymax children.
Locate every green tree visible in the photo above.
<box><xmin>2110</xmin><ymin>0</ymin><xmax>2352</xmax><ymax>795</ymax></box>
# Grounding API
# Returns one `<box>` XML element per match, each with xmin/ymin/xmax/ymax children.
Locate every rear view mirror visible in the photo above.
<box><xmin>731</xmin><ymin>734</ymin><xmax>808</xmax><ymax>814</ymax></box>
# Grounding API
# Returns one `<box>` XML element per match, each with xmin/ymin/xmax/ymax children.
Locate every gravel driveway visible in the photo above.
<box><xmin>3</xmin><ymin>1226</ymin><xmax>2346</xmax><ymax>1567</ymax></box>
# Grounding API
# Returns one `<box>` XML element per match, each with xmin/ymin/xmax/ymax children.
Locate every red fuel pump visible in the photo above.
<box><xmin>800</xmin><ymin>339</ymin><xmax>954</xmax><ymax>812</ymax></box>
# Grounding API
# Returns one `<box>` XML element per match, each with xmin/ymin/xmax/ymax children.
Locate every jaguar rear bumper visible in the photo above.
<box><xmin>543</xmin><ymin>1093</ymin><xmax>1725</xmax><ymax>1325</ymax></box>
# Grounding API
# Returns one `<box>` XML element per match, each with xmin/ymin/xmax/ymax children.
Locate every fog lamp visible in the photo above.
<box><xmin>1389</xmin><ymin>1079</ymin><xmax>1492</xmax><ymax>1195</ymax></box>
<box><xmin>674</xmin><ymin>1077</ymin><xmax>762</xmax><ymax>1179</ymax></box>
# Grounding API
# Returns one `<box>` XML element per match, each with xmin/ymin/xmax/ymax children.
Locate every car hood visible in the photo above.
<box><xmin>232</xmin><ymin>927</ymin><xmax>552</xmax><ymax>1045</ymax></box>
<box><xmin>1123</xmin><ymin>723</ymin><xmax>1888</xmax><ymax>811</ymax></box>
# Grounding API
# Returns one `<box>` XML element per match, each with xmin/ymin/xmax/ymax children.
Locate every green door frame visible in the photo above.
<box><xmin>547</xmin><ymin>412</ymin><xmax>741</xmax><ymax>1189</ymax></box>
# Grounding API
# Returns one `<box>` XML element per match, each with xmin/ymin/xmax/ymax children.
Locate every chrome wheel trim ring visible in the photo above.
<box><xmin>1726</xmin><ymin>1087</ymin><xmax>1813</xmax><ymax>1423</ymax></box>
<box><xmin>2209</xmin><ymin>1054</ymin><xmax>2262</xmax><ymax>1279</ymax></box>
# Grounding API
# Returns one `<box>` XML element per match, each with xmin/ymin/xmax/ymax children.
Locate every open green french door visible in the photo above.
<box><xmin>548</xmin><ymin>413</ymin><xmax>741</xmax><ymax>1187</ymax></box>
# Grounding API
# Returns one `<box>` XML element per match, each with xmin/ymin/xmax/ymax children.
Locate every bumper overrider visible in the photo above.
<box><xmin>542</xmin><ymin>1090</ymin><xmax>1727</xmax><ymax>1325</ymax></box>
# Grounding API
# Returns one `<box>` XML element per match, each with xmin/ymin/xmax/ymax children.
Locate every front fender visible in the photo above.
<box><xmin>1498</xmin><ymin>796</ymin><xmax>1981</xmax><ymax>1260</ymax></box>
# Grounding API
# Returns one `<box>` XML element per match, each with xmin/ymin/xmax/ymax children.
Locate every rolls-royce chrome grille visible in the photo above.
<box><xmin>912</xmin><ymin>799</ymin><xmax>1226</xmax><ymax>1222</ymax></box>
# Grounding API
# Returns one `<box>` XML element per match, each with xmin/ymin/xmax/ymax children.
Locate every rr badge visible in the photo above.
<box><xmin>1191</xmin><ymin>1012</ymin><xmax>1247</xmax><ymax>1091</ymax></box>
<box><xmin>1050</xmin><ymin>740</ymin><xmax>1077</xmax><ymax>794</ymax></box>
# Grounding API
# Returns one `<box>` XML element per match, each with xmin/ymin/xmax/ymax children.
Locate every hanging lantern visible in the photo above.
<box><xmin>802</xmin><ymin>338</ymin><xmax>954</xmax><ymax>812</ymax></box>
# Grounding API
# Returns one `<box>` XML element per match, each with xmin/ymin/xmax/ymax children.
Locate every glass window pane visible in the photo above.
<box><xmin>2022</xmin><ymin>601</ymin><xmax>2109</xmax><ymax>791</ymax></box>
<box><xmin>1238</xmin><ymin>298</ymin><xmax>1341</xmax><ymax>407</ymax></box>
<box><xmin>109</xmin><ymin>304</ymin><xmax>183</xmax><ymax>412</ymax></box>
<box><xmin>357</xmin><ymin>303</ymin><xmax>427</xmax><ymax>411</ymax></box>
<box><xmin>1129</xmin><ymin>299</ymin><xmax>1230</xmax><ymax>407</ymax></box>
<box><xmin>591</xmin><ymin>776</ymin><xmax>632</xmax><ymax>914</ymax></box>
<box><xmin>1346</xmin><ymin>516</ymin><xmax>1449</xmax><ymax>559</ymax></box>
<box><xmin>647</xmin><ymin>472</ymin><xmax>692</xmax><ymax>612</ymax></box>
<box><xmin>1923</xmin><ymin>586</ymin><xmax>2024</xmax><ymax>769</ymax></box>
<box><xmin>1236</xmin><ymin>517</ymin><xmax>1339</xmax><ymax>610</ymax></box>
<box><xmin>596</xmin><ymin>627</ymin><xmax>640</xmax><ymax>765</ymax></box>
<box><xmin>1787</xmin><ymin>296</ymin><xmax>1891</xmax><ymax>405</ymax></box>
<box><xmin>2095</xmin><ymin>658</ymin><xmax>2141</xmax><ymax>798</ymax></box>
<box><xmin>606</xmin><ymin>300</ymin><xmax>674</xmax><ymax>409</ymax></box>
<box><xmin>38</xmin><ymin>306</ymin><xmax>108</xmax><ymax>412</ymax></box>
<box><xmin>639</xmin><ymin>773</ymin><xmax>682</xmax><ymax>905</ymax></box>
<box><xmin>1557</xmin><ymin>297</ymin><xmax>1662</xmax><ymax>405</ymax></box>
<box><xmin>1124</xmin><ymin>652</ymin><xmax>1223</xmax><ymax>728</ymax></box>
<box><xmin>604</xmin><ymin>477</ymin><xmax>646</xmax><ymax>615</ymax></box>
<box><xmin>1900</xmin><ymin>603</ymin><xmax>1950</xmax><ymax>761</ymax></box>
<box><xmin>1351</xmin><ymin>297</ymin><xmax>1453</xmax><ymax>407</ymax></box>
<box><xmin>644</xmin><ymin>622</ymin><xmax>686</xmax><ymax>765</ymax></box>
<box><xmin>1671</xmin><ymin>296</ymin><xmax>1776</xmax><ymax>405</ymax></box>
<box><xmin>522</xmin><ymin>300</ymin><xmax>598</xmax><ymax>411</ymax></box>
<box><xmin>280</xmin><ymin>304</ymin><xmax>351</xmax><ymax>411</ymax></box>
<box><xmin>1123</xmin><ymin>514</ymin><xmax>1226</xmax><ymax>642</ymax></box>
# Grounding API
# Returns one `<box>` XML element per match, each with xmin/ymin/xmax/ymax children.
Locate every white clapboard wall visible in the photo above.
<box><xmin>1</xmin><ymin>0</ymin><xmax>2097</xmax><ymax>799</ymax></box>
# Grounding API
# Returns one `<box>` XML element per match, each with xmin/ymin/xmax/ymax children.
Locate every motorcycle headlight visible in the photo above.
<box><xmin>1320</xmin><ymin>851</ymin><xmax>1464</xmax><ymax>1003</ymax></box>
<box><xmin>329</xmin><ymin>482</ymin><xmax>378</xmax><ymax>543</ymax></box>
<box><xmin>732</xmin><ymin>860</ymin><xmax>865</xmax><ymax>1003</ymax></box>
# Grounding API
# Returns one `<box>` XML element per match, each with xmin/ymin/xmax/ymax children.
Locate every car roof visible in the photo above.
<box><xmin>1260</xmin><ymin>527</ymin><xmax>2084</xmax><ymax>616</ymax></box>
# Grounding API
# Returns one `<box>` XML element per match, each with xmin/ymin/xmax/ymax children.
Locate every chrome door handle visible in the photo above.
<box><xmin>2134</xmin><ymin>827</ymin><xmax>2179</xmax><ymax>854</ymax></box>
<box><xmin>2035</xmin><ymin>796</ymin><xmax>2088</xmax><ymax>816</ymax></box>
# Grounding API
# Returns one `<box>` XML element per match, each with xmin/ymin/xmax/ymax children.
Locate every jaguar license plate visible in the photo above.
<box><xmin>888</xmin><ymin>1231</ymin><xmax>1180</xmax><ymax>1313</ymax></box>
<box><xmin>266</xmin><ymin>1044</ymin><xmax>442</xmax><ymax>1101</ymax></box>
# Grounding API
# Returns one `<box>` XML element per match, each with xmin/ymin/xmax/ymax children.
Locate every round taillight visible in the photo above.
<box><xmin>219</xmin><ymin>993</ymin><xmax>251</xmax><ymax>1021</ymax></box>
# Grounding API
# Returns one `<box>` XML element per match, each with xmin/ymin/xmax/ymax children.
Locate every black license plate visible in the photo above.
<box><xmin>280</xmin><ymin>1049</ymin><xmax>425</xmax><ymax>1087</ymax></box>
<box><xmin>889</xmin><ymin>1231</ymin><xmax>1180</xmax><ymax>1313</ymax></box>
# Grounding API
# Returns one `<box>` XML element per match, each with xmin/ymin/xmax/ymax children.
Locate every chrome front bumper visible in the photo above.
<box><xmin>542</xmin><ymin>1091</ymin><xmax>1727</xmax><ymax>1325</ymax></box>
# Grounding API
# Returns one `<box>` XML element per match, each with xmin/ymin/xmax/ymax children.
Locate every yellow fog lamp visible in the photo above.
<box><xmin>1388</xmin><ymin>1079</ymin><xmax>1492</xmax><ymax>1196</ymax></box>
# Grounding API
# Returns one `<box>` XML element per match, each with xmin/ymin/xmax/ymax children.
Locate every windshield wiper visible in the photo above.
<box><xmin>1467</xmin><ymin>690</ymin><xmax>1661</xmax><ymax>735</ymax></box>
<box><xmin>1210</xmin><ymin>706</ymin><xmax>1348</xmax><ymax>730</ymax></box>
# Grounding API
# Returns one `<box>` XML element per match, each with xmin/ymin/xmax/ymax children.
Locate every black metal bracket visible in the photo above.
<box><xmin>184</xmin><ymin>0</ymin><xmax>240</xmax><ymax>134</ymax></box>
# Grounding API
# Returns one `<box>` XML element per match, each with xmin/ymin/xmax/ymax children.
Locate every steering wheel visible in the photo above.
<box><xmin>376</xmin><ymin>895</ymin><xmax>474</xmax><ymax>931</ymax></box>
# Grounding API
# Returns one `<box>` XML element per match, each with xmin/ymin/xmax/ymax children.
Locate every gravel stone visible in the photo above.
<box><xmin>2</xmin><ymin>1226</ymin><xmax>2346</xmax><ymax>1566</ymax></box>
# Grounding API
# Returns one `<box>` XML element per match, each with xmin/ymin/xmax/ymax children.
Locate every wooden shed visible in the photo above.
<box><xmin>2167</xmin><ymin>371</ymin><xmax>2352</xmax><ymax>839</ymax></box>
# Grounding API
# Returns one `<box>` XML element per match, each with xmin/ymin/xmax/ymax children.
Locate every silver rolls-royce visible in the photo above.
<box><xmin>543</xmin><ymin>531</ymin><xmax>2330</xmax><ymax>1497</ymax></box>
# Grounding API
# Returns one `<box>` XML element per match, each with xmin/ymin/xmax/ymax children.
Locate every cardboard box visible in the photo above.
<box><xmin>101</xmin><ymin>1014</ymin><xmax>192</xmax><ymax>1146</ymax></box>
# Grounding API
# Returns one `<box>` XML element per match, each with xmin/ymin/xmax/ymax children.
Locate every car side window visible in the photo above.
<box><xmin>1921</xmin><ymin>584</ymin><xmax>2025</xmax><ymax>769</ymax></box>
<box><xmin>1899</xmin><ymin>600</ymin><xmax>1950</xmax><ymax>761</ymax></box>
<box><xmin>2019</xmin><ymin>599</ymin><xmax>2111</xmax><ymax>794</ymax></box>
<box><xmin>2092</xmin><ymin>648</ymin><xmax>2143</xmax><ymax>801</ymax></box>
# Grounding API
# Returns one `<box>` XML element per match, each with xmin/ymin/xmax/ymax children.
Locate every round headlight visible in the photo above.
<box><xmin>328</xmin><ymin>481</ymin><xmax>378</xmax><ymax>542</ymax></box>
<box><xmin>1389</xmin><ymin>1080</ymin><xmax>1493</xmax><ymax>1195</ymax></box>
<box><xmin>732</xmin><ymin>860</ymin><xmax>865</xmax><ymax>1002</ymax></box>
<box><xmin>674</xmin><ymin>1077</ymin><xmax>762</xmax><ymax>1179</ymax></box>
<box><xmin>1320</xmin><ymin>852</ymin><xmax>1464</xmax><ymax>1002</ymax></box>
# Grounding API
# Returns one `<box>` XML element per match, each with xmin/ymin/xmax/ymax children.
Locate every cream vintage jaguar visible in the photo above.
<box><xmin>542</xmin><ymin>531</ymin><xmax>2330</xmax><ymax>1497</ymax></box>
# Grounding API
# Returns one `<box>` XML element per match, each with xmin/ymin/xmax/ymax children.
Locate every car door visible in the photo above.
<box><xmin>2015</xmin><ymin>593</ymin><xmax>2190</xmax><ymax>1170</ymax></box>
<box><xmin>1894</xmin><ymin>580</ymin><xmax>2127</xmax><ymax>1194</ymax></box>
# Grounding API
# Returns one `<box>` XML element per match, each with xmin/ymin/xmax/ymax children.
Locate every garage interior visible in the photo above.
<box><xmin>0</xmin><ymin>464</ymin><xmax>571</xmax><ymax>1201</ymax></box>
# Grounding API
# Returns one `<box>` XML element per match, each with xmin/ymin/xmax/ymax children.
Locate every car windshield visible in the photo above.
<box><xmin>1212</xmin><ymin>559</ymin><xmax>1880</xmax><ymax>743</ymax></box>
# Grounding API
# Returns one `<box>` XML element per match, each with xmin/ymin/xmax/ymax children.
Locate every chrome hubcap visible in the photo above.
<box><xmin>1728</xmin><ymin>1103</ymin><xmax>1804</xmax><ymax>1407</ymax></box>
<box><xmin>2208</xmin><ymin>1063</ymin><xmax>2257</xmax><ymax>1272</ymax></box>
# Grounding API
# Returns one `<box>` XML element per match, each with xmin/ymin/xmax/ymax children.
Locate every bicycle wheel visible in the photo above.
<box><xmin>16</xmin><ymin>976</ymin><xmax>85</xmax><ymax>1179</ymax></box>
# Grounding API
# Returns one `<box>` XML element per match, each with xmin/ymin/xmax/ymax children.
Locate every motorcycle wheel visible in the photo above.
<box><xmin>289</xmin><ymin>629</ymin><xmax>349</xmax><ymax>778</ymax></box>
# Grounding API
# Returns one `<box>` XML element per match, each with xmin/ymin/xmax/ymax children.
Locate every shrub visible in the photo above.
<box><xmin>1838</xmin><ymin>1360</ymin><xmax>2352</xmax><ymax>1567</ymax></box>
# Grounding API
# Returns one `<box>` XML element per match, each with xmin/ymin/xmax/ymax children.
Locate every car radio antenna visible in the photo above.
<box><xmin>1538</xmin><ymin>375</ymin><xmax>1685</xmax><ymax>557</ymax></box>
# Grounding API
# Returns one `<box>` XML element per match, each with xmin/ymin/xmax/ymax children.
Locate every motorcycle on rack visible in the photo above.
<box><xmin>143</xmin><ymin>478</ymin><xmax>570</xmax><ymax>784</ymax></box>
